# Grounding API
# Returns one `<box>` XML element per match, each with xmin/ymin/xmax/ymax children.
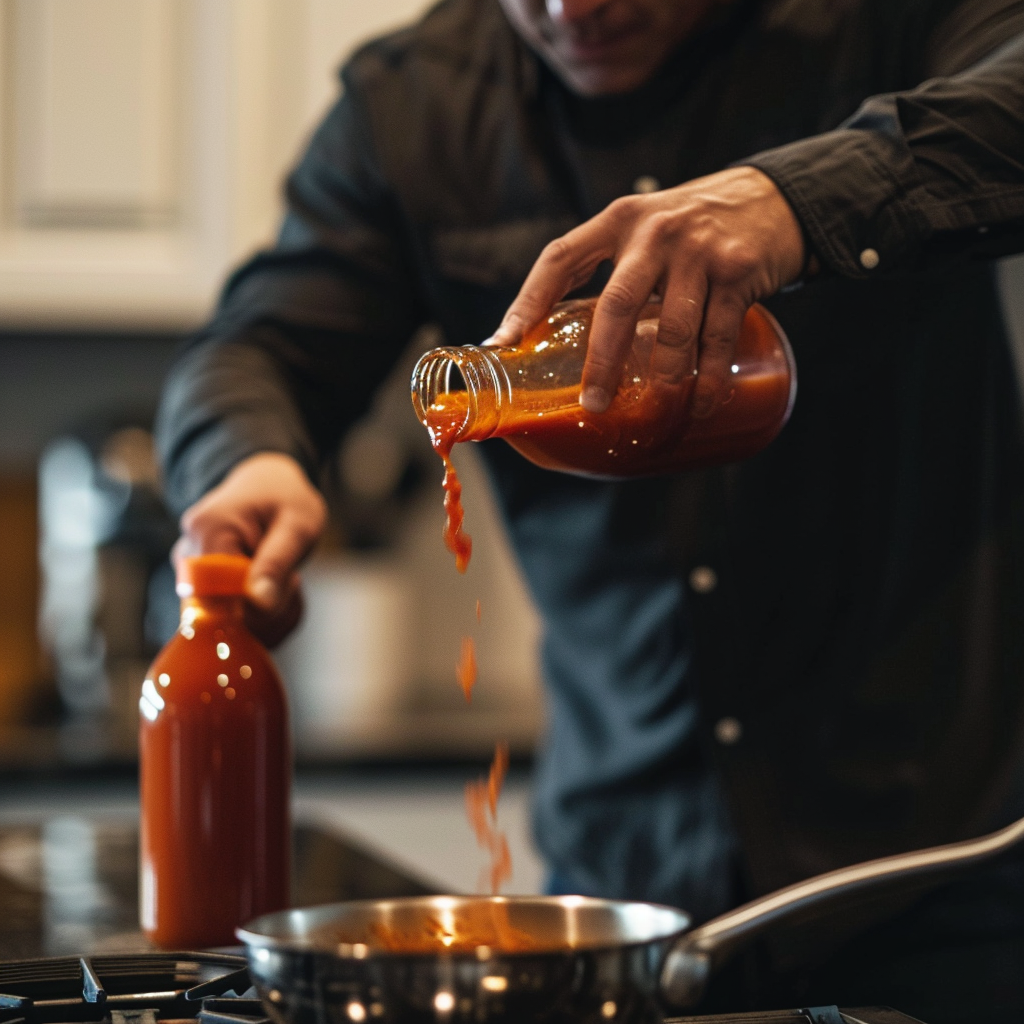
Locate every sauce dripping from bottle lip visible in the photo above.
<box><xmin>425</xmin><ymin>400</ymin><xmax>472</xmax><ymax>573</ymax></box>
<box><xmin>424</xmin><ymin>386</ymin><xmax>509</xmax><ymax>894</ymax></box>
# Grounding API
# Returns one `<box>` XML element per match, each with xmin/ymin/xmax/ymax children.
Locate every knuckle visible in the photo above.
<box><xmin>645</xmin><ymin>210</ymin><xmax>680</xmax><ymax>244</ymax></box>
<box><xmin>541</xmin><ymin>236</ymin><xmax>574</xmax><ymax>267</ymax></box>
<box><xmin>600</xmin><ymin>280</ymin><xmax>642</xmax><ymax>319</ymax></box>
<box><xmin>283</xmin><ymin>504</ymin><xmax>327</xmax><ymax>550</ymax></box>
<box><xmin>657</xmin><ymin>314</ymin><xmax>696</xmax><ymax>348</ymax></box>
<box><xmin>180</xmin><ymin>501</ymin><xmax>215</xmax><ymax>534</ymax></box>
<box><xmin>295</xmin><ymin>481</ymin><xmax>327</xmax><ymax>517</ymax></box>
<box><xmin>718</xmin><ymin>241</ymin><xmax>761</xmax><ymax>281</ymax></box>
<box><xmin>606</xmin><ymin>194</ymin><xmax>639</xmax><ymax>223</ymax></box>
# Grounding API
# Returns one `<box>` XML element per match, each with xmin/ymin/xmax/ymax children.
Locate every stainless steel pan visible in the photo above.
<box><xmin>237</xmin><ymin>811</ymin><xmax>1024</xmax><ymax>1024</ymax></box>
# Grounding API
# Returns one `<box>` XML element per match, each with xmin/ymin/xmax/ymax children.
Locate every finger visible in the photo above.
<box><xmin>247</xmin><ymin>510</ymin><xmax>321</xmax><ymax>610</ymax></box>
<box><xmin>244</xmin><ymin>573</ymin><xmax>304</xmax><ymax>649</ymax></box>
<box><xmin>171</xmin><ymin>533</ymin><xmax>198</xmax><ymax>568</ymax></box>
<box><xmin>580</xmin><ymin>254</ymin><xmax>662</xmax><ymax>413</ymax></box>
<box><xmin>692</xmin><ymin>291</ymin><xmax>747</xmax><ymax>419</ymax></box>
<box><xmin>491</xmin><ymin>218</ymin><xmax>617</xmax><ymax>346</ymax></box>
<box><xmin>648</xmin><ymin>274</ymin><xmax>706</xmax><ymax>388</ymax></box>
<box><xmin>180</xmin><ymin>500</ymin><xmax>260</xmax><ymax>556</ymax></box>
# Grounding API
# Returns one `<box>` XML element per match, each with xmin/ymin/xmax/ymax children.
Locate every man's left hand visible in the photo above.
<box><xmin>491</xmin><ymin>166</ymin><xmax>805</xmax><ymax>418</ymax></box>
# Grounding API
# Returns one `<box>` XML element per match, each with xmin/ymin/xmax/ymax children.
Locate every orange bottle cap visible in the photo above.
<box><xmin>177</xmin><ymin>553</ymin><xmax>251</xmax><ymax>598</ymax></box>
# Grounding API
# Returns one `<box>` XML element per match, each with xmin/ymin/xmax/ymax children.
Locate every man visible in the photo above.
<box><xmin>157</xmin><ymin>0</ymin><xmax>1024</xmax><ymax>1018</ymax></box>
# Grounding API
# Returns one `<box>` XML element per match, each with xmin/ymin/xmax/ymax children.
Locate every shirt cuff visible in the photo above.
<box><xmin>740</xmin><ymin>127</ymin><xmax>928</xmax><ymax>280</ymax></box>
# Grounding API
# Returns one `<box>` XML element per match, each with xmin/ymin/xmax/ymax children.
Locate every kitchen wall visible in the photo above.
<box><xmin>0</xmin><ymin>0</ymin><xmax>544</xmax><ymax>765</ymax></box>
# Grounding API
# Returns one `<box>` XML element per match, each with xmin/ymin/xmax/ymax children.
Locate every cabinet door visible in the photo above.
<box><xmin>0</xmin><ymin>0</ymin><xmax>428</xmax><ymax>331</ymax></box>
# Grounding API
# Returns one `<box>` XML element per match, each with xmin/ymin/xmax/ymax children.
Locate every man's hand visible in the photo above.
<box><xmin>491</xmin><ymin>166</ymin><xmax>805</xmax><ymax>418</ymax></box>
<box><xmin>173</xmin><ymin>452</ymin><xmax>328</xmax><ymax>647</ymax></box>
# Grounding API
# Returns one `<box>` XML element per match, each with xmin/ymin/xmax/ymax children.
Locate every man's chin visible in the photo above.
<box><xmin>555</xmin><ymin>58</ymin><xmax>652</xmax><ymax>97</ymax></box>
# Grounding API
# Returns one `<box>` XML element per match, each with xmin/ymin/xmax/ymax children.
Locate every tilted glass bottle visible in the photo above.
<box><xmin>139</xmin><ymin>553</ymin><xmax>290</xmax><ymax>948</ymax></box>
<box><xmin>411</xmin><ymin>299</ymin><xmax>796</xmax><ymax>478</ymax></box>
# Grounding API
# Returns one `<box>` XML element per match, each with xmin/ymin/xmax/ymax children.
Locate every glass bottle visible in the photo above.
<box><xmin>411</xmin><ymin>299</ymin><xmax>796</xmax><ymax>477</ymax></box>
<box><xmin>138</xmin><ymin>553</ymin><xmax>290</xmax><ymax>948</ymax></box>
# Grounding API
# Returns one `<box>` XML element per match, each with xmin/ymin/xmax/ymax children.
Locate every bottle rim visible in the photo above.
<box><xmin>410</xmin><ymin>345</ymin><xmax>508</xmax><ymax>441</ymax></box>
<box><xmin>177</xmin><ymin>553</ymin><xmax>250</xmax><ymax>598</ymax></box>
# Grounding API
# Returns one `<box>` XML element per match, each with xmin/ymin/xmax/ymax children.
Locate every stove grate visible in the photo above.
<box><xmin>0</xmin><ymin>954</ymin><xmax>259</xmax><ymax>1024</ymax></box>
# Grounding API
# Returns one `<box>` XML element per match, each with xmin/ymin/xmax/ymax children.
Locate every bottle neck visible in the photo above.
<box><xmin>411</xmin><ymin>346</ymin><xmax>511</xmax><ymax>443</ymax></box>
<box><xmin>180</xmin><ymin>594</ymin><xmax>245</xmax><ymax>623</ymax></box>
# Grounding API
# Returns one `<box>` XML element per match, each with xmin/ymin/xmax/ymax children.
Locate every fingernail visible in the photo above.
<box><xmin>249</xmin><ymin>576</ymin><xmax>279</xmax><ymax>608</ymax></box>
<box><xmin>491</xmin><ymin>314</ymin><xmax>523</xmax><ymax>346</ymax></box>
<box><xmin>580</xmin><ymin>386</ymin><xmax>610</xmax><ymax>413</ymax></box>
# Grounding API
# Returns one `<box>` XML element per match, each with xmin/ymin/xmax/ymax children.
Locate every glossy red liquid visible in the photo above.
<box><xmin>139</xmin><ymin>595</ymin><xmax>290</xmax><ymax>948</ymax></box>
<box><xmin>425</xmin><ymin>303</ymin><xmax>793</xmax><ymax>479</ymax></box>
<box><xmin>424</xmin><ymin>410</ymin><xmax>473</xmax><ymax>572</ymax></box>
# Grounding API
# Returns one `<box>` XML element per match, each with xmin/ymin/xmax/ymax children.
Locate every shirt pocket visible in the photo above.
<box><xmin>431</xmin><ymin>215</ymin><xmax>579</xmax><ymax>289</ymax></box>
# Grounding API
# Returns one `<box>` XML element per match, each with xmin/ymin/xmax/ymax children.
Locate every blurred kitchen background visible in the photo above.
<box><xmin>0</xmin><ymin>0</ymin><xmax>543</xmax><ymax>827</ymax></box>
<box><xmin>2</xmin><ymin>0</ymin><xmax>1024</xmax><ymax>898</ymax></box>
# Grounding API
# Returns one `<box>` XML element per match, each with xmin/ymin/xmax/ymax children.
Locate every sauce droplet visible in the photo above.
<box><xmin>465</xmin><ymin>742</ymin><xmax>512</xmax><ymax>893</ymax></box>
<box><xmin>456</xmin><ymin>636</ymin><xmax>477</xmax><ymax>702</ymax></box>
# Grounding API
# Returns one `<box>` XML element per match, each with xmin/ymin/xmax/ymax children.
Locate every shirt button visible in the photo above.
<box><xmin>859</xmin><ymin>247</ymin><xmax>880</xmax><ymax>270</ymax></box>
<box><xmin>633</xmin><ymin>175</ymin><xmax>660</xmax><ymax>194</ymax></box>
<box><xmin>714</xmin><ymin>717</ymin><xmax>743</xmax><ymax>745</ymax></box>
<box><xmin>688</xmin><ymin>565</ymin><xmax>718</xmax><ymax>593</ymax></box>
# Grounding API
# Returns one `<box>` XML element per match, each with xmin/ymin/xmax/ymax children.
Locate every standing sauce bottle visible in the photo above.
<box><xmin>139</xmin><ymin>553</ymin><xmax>290</xmax><ymax>948</ymax></box>
<box><xmin>411</xmin><ymin>299</ymin><xmax>795</xmax><ymax>479</ymax></box>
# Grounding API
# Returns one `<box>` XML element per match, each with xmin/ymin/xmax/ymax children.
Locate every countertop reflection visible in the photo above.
<box><xmin>0</xmin><ymin>815</ymin><xmax>433</xmax><ymax>959</ymax></box>
<box><xmin>0</xmin><ymin>768</ymin><xmax>546</xmax><ymax>960</ymax></box>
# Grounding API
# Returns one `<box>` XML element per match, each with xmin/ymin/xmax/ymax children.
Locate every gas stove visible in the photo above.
<box><xmin>0</xmin><ymin>953</ymin><xmax>924</xmax><ymax>1024</ymax></box>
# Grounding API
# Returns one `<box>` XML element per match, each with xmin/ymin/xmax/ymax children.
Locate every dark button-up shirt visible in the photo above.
<box><xmin>157</xmin><ymin>0</ymin><xmax>1024</xmax><ymax>924</ymax></box>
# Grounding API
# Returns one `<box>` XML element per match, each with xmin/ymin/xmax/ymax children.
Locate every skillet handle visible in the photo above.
<box><xmin>660</xmin><ymin>811</ymin><xmax>1024</xmax><ymax>1008</ymax></box>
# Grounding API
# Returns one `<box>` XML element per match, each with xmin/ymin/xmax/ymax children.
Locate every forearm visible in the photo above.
<box><xmin>156</xmin><ymin>327</ymin><xmax>322</xmax><ymax>518</ymax></box>
<box><xmin>744</xmin><ymin>25</ymin><xmax>1024</xmax><ymax>278</ymax></box>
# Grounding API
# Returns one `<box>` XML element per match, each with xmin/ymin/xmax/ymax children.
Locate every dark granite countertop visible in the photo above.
<box><xmin>0</xmin><ymin>817</ymin><xmax>434</xmax><ymax>960</ymax></box>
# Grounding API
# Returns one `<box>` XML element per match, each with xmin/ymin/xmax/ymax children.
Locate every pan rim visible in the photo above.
<box><xmin>237</xmin><ymin>894</ymin><xmax>693</xmax><ymax>960</ymax></box>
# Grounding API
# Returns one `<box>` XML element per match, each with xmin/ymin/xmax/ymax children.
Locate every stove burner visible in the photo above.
<box><xmin>0</xmin><ymin>955</ymin><xmax>924</xmax><ymax>1024</ymax></box>
<box><xmin>0</xmin><ymin>954</ymin><xmax>266</xmax><ymax>1024</ymax></box>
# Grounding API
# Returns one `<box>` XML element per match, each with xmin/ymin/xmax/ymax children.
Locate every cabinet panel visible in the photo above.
<box><xmin>0</xmin><ymin>0</ymin><xmax>433</xmax><ymax>330</ymax></box>
<box><xmin>13</xmin><ymin>0</ymin><xmax>182</xmax><ymax>229</ymax></box>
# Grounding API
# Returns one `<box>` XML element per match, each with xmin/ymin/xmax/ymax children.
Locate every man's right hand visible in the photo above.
<box><xmin>173</xmin><ymin>452</ymin><xmax>328</xmax><ymax>647</ymax></box>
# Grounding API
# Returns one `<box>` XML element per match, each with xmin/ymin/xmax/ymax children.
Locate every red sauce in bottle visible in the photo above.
<box><xmin>139</xmin><ymin>554</ymin><xmax>290</xmax><ymax>948</ymax></box>
<box><xmin>422</xmin><ymin>302</ymin><xmax>793</xmax><ymax>475</ymax></box>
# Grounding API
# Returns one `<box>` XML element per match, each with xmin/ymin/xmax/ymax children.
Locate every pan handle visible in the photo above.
<box><xmin>660</xmin><ymin>811</ymin><xmax>1024</xmax><ymax>1008</ymax></box>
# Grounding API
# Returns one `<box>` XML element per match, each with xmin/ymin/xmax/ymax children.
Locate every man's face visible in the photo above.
<box><xmin>499</xmin><ymin>0</ymin><xmax>720</xmax><ymax>97</ymax></box>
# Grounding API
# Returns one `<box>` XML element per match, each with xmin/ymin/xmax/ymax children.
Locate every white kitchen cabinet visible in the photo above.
<box><xmin>0</xmin><ymin>0</ymin><xmax>429</xmax><ymax>330</ymax></box>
